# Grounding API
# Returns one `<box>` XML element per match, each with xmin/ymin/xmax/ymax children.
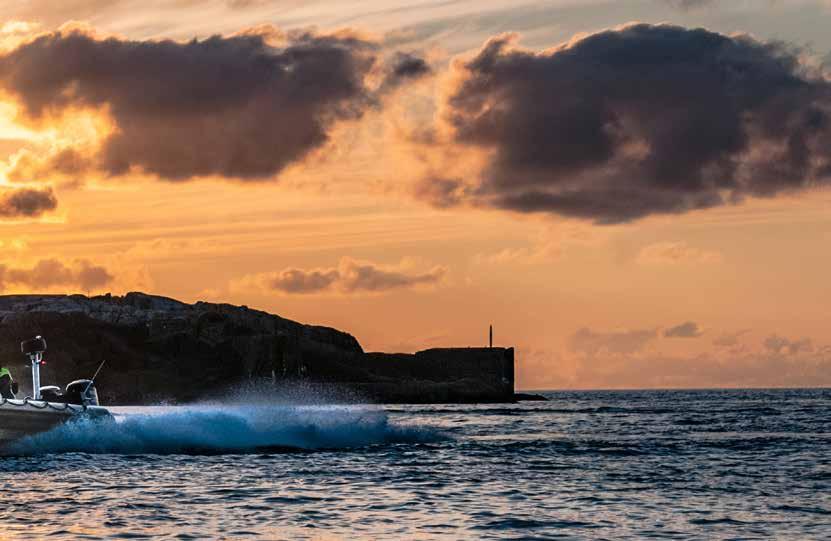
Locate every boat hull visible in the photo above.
<box><xmin>0</xmin><ymin>399</ymin><xmax>110</xmax><ymax>445</ymax></box>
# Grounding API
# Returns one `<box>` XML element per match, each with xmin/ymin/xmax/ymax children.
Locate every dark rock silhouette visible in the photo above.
<box><xmin>0</xmin><ymin>293</ymin><xmax>515</xmax><ymax>404</ymax></box>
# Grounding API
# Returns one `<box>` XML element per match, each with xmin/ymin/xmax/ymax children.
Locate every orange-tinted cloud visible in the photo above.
<box><xmin>713</xmin><ymin>329</ymin><xmax>752</xmax><ymax>348</ymax></box>
<box><xmin>0</xmin><ymin>258</ymin><xmax>113</xmax><ymax>291</ymax></box>
<box><xmin>0</xmin><ymin>27</ymin><xmax>429</xmax><ymax>182</ymax></box>
<box><xmin>237</xmin><ymin>257</ymin><xmax>446</xmax><ymax>295</ymax></box>
<box><xmin>522</xmin><ymin>331</ymin><xmax>831</xmax><ymax>389</ymax></box>
<box><xmin>568</xmin><ymin>327</ymin><xmax>657</xmax><ymax>356</ymax></box>
<box><xmin>572</xmin><ymin>346</ymin><xmax>831</xmax><ymax>389</ymax></box>
<box><xmin>763</xmin><ymin>334</ymin><xmax>813</xmax><ymax>355</ymax></box>
<box><xmin>268</xmin><ymin>268</ymin><xmax>341</xmax><ymax>294</ymax></box>
<box><xmin>7</xmin><ymin>148</ymin><xmax>90</xmax><ymax>185</ymax></box>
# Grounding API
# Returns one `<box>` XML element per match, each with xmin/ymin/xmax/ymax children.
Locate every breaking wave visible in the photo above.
<box><xmin>6</xmin><ymin>404</ymin><xmax>445</xmax><ymax>455</ymax></box>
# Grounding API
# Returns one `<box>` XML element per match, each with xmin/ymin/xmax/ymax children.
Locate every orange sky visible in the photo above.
<box><xmin>0</xmin><ymin>0</ymin><xmax>830</xmax><ymax>389</ymax></box>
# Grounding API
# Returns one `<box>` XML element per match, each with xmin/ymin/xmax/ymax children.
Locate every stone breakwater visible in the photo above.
<box><xmin>0</xmin><ymin>293</ymin><xmax>515</xmax><ymax>404</ymax></box>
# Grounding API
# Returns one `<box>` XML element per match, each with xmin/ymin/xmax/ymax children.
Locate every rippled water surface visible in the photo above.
<box><xmin>1</xmin><ymin>389</ymin><xmax>829</xmax><ymax>540</ymax></box>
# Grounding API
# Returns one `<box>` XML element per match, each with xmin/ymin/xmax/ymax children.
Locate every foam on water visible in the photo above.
<box><xmin>7</xmin><ymin>404</ymin><xmax>444</xmax><ymax>455</ymax></box>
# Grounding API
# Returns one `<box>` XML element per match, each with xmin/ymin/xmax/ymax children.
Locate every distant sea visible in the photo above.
<box><xmin>1</xmin><ymin>389</ymin><xmax>829</xmax><ymax>540</ymax></box>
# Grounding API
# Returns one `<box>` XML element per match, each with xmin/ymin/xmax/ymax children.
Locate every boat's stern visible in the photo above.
<box><xmin>0</xmin><ymin>399</ymin><xmax>111</xmax><ymax>445</ymax></box>
<box><xmin>0</xmin><ymin>336</ymin><xmax>113</xmax><ymax>447</ymax></box>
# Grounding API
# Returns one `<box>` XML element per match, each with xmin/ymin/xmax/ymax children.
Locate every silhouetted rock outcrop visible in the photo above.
<box><xmin>0</xmin><ymin>293</ymin><xmax>515</xmax><ymax>404</ymax></box>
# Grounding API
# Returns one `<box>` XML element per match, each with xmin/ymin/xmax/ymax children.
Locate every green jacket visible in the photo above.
<box><xmin>0</xmin><ymin>367</ymin><xmax>12</xmax><ymax>381</ymax></box>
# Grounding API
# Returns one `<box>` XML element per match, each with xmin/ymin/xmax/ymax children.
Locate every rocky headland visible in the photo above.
<box><xmin>0</xmin><ymin>293</ymin><xmax>516</xmax><ymax>404</ymax></box>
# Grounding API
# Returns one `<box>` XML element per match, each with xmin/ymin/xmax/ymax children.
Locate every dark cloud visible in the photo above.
<box><xmin>664</xmin><ymin>321</ymin><xmax>703</xmax><ymax>338</ymax></box>
<box><xmin>435</xmin><ymin>24</ymin><xmax>831</xmax><ymax>223</ymax></box>
<box><xmin>0</xmin><ymin>187</ymin><xmax>57</xmax><ymax>218</ymax></box>
<box><xmin>338</xmin><ymin>259</ymin><xmax>444</xmax><ymax>292</ymax></box>
<box><xmin>0</xmin><ymin>258</ymin><xmax>113</xmax><ymax>292</ymax></box>
<box><xmin>256</xmin><ymin>258</ymin><xmax>446</xmax><ymax>295</ymax></box>
<box><xmin>268</xmin><ymin>268</ymin><xmax>340</xmax><ymax>294</ymax></box>
<box><xmin>0</xmin><ymin>28</ymin><xmax>428</xmax><ymax>181</ymax></box>
<box><xmin>377</xmin><ymin>51</ymin><xmax>432</xmax><ymax>96</ymax></box>
<box><xmin>387</xmin><ymin>52</ymin><xmax>431</xmax><ymax>80</ymax></box>
<box><xmin>569</xmin><ymin>327</ymin><xmax>657</xmax><ymax>356</ymax></box>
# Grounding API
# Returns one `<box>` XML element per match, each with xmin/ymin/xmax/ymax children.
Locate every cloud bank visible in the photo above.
<box><xmin>239</xmin><ymin>257</ymin><xmax>446</xmax><ymax>295</ymax></box>
<box><xmin>3</xmin><ymin>22</ymin><xmax>831</xmax><ymax>228</ymax></box>
<box><xmin>0</xmin><ymin>258</ymin><xmax>113</xmax><ymax>291</ymax></box>
<box><xmin>763</xmin><ymin>334</ymin><xmax>813</xmax><ymax>354</ymax></box>
<box><xmin>569</xmin><ymin>327</ymin><xmax>657</xmax><ymax>356</ymax></box>
<box><xmin>428</xmin><ymin>23</ymin><xmax>831</xmax><ymax>223</ymax></box>
<box><xmin>527</xmin><ymin>327</ymin><xmax>831</xmax><ymax>389</ymax></box>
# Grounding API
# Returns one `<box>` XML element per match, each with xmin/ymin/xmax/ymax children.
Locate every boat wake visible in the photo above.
<box><xmin>5</xmin><ymin>404</ymin><xmax>444</xmax><ymax>455</ymax></box>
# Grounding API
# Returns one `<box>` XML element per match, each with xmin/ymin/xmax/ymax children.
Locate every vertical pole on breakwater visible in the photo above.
<box><xmin>489</xmin><ymin>325</ymin><xmax>493</xmax><ymax>348</ymax></box>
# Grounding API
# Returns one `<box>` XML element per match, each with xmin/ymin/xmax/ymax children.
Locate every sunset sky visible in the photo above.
<box><xmin>0</xmin><ymin>0</ymin><xmax>830</xmax><ymax>389</ymax></box>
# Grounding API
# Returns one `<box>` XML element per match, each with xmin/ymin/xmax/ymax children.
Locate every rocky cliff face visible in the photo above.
<box><xmin>0</xmin><ymin>293</ymin><xmax>514</xmax><ymax>404</ymax></box>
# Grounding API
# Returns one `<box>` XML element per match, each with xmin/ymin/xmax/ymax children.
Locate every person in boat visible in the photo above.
<box><xmin>0</xmin><ymin>365</ymin><xmax>16</xmax><ymax>399</ymax></box>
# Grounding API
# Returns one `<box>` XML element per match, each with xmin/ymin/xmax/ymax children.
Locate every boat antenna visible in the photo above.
<box><xmin>84</xmin><ymin>359</ymin><xmax>106</xmax><ymax>395</ymax></box>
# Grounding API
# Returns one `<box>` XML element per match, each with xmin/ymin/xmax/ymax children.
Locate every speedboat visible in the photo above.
<box><xmin>0</xmin><ymin>336</ymin><xmax>110</xmax><ymax>446</ymax></box>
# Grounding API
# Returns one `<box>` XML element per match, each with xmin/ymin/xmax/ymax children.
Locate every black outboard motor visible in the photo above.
<box><xmin>21</xmin><ymin>336</ymin><xmax>47</xmax><ymax>356</ymax></box>
<box><xmin>65</xmin><ymin>379</ymin><xmax>100</xmax><ymax>406</ymax></box>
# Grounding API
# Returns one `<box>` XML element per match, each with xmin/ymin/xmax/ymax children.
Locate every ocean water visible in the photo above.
<box><xmin>0</xmin><ymin>389</ymin><xmax>829</xmax><ymax>540</ymax></box>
